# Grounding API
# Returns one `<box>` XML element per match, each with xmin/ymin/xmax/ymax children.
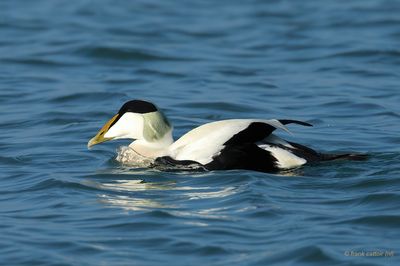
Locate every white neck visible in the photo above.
<box><xmin>129</xmin><ymin>130</ymin><xmax>174</xmax><ymax>158</ymax></box>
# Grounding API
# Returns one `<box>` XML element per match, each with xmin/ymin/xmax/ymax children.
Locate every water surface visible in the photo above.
<box><xmin>1</xmin><ymin>0</ymin><xmax>400</xmax><ymax>265</ymax></box>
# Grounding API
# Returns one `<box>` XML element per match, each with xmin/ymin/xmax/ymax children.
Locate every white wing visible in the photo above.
<box><xmin>168</xmin><ymin>119</ymin><xmax>289</xmax><ymax>164</ymax></box>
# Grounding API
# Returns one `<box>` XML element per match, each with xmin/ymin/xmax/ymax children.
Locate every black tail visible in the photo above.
<box><xmin>278</xmin><ymin>120</ymin><xmax>368</xmax><ymax>162</ymax></box>
<box><xmin>287</xmin><ymin>141</ymin><xmax>368</xmax><ymax>162</ymax></box>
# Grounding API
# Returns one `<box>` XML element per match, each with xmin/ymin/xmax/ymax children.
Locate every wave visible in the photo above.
<box><xmin>77</xmin><ymin>46</ymin><xmax>194</xmax><ymax>62</ymax></box>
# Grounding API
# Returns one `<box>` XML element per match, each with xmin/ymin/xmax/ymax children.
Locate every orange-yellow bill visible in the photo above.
<box><xmin>87</xmin><ymin>114</ymin><xmax>119</xmax><ymax>149</ymax></box>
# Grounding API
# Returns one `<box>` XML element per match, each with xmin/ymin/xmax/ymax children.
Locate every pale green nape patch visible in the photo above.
<box><xmin>142</xmin><ymin>111</ymin><xmax>172</xmax><ymax>142</ymax></box>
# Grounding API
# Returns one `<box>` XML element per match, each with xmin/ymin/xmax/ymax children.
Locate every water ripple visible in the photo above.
<box><xmin>78</xmin><ymin>46</ymin><xmax>195</xmax><ymax>62</ymax></box>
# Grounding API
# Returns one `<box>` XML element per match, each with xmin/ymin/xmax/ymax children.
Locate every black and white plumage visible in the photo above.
<box><xmin>88</xmin><ymin>100</ymin><xmax>363</xmax><ymax>173</ymax></box>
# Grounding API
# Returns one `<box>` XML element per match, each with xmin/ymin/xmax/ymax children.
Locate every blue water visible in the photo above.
<box><xmin>1</xmin><ymin>0</ymin><xmax>400</xmax><ymax>265</ymax></box>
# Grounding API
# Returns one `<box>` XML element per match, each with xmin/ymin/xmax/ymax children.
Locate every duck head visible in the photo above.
<box><xmin>87</xmin><ymin>100</ymin><xmax>172</xmax><ymax>148</ymax></box>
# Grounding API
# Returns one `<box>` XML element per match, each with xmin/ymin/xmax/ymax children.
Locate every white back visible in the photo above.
<box><xmin>169</xmin><ymin>119</ymin><xmax>289</xmax><ymax>164</ymax></box>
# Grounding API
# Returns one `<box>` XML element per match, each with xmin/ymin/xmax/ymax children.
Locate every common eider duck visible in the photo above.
<box><xmin>88</xmin><ymin>100</ymin><xmax>364</xmax><ymax>173</ymax></box>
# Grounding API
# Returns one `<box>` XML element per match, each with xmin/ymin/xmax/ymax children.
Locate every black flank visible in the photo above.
<box><xmin>155</xmin><ymin>156</ymin><xmax>204</xmax><ymax>167</ymax></box>
<box><xmin>205</xmin><ymin>143</ymin><xmax>279</xmax><ymax>173</ymax></box>
<box><xmin>153</xmin><ymin>156</ymin><xmax>207</xmax><ymax>171</ymax></box>
<box><xmin>208</xmin><ymin>120</ymin><xmax>314</xmax><ymax>172</ymax></box>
